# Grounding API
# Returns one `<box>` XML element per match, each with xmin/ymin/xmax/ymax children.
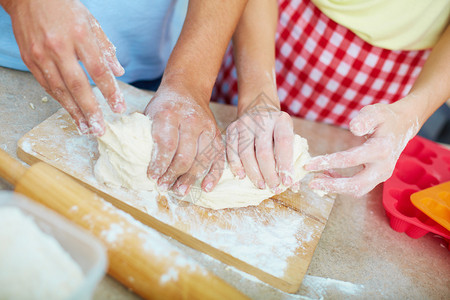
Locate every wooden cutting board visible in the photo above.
<box><xmin>17</xmin><ymin>83</ymin><xmax>335</xmax><ymax>293</ymax></box>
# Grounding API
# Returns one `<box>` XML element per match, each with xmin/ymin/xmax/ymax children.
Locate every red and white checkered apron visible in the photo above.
<box><xmin>212</xmin><ymin>0</ymin><xmax>431</xmax><ymax>128</ymax></box>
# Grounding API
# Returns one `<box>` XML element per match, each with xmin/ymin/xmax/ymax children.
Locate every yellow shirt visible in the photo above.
<box><xmin>312</xmin><ymin>0</ymin><xmax>450</xmax><ymax>50</ymax></box>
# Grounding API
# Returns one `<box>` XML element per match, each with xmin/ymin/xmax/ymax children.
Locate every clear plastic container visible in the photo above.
<box><xmin>0</xmin><ymin>191</ymin><xmax>107</xmax><ymax>300</ymax></box>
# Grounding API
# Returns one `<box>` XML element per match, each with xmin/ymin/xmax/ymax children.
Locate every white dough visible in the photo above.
<box><xmin>94</xmin><ymin>113</ymin><xmax>311</xmax><ymax>209</ymax></box>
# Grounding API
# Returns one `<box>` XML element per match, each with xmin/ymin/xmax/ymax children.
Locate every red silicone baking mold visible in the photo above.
<box><xmin>383</xmin><ymin>135</ymin><xmax>450</xmax><ymax>241</ymax></box>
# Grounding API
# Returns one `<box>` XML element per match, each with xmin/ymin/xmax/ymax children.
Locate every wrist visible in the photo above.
<box><xmin>161</xmin><ymin>30</ymin><xmax>223</xmax><ymax>108</ymax></box>
<box><xmin>157</xmin><ymin>72</ymin><xmax>213</xmax><ymax>113</ymax></box>
<box><xmin>394</xmin><ymin>92</ymin><xmax>433</xmax><ymax>129</ymax></box>
<box><xmin>237</xmin><ymin>81</ymin><xmax>279</xmax><ymax>116</ymax></box>
<box><xmin>387</xmin><ymin>95</ymin><xmax>426</xmax><ymax>139</ymax></box>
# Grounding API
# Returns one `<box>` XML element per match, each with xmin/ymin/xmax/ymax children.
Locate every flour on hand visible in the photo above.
<box><xmin>94</xmin><ymin>113</ymin><xmax>311</xmax><ymax>209</ymax></box>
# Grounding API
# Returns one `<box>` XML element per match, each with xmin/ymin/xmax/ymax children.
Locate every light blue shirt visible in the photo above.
<box><xmin>0</xmin><ymin>0</ymin><xmax>184</xmax><ymax>83</ymax></box>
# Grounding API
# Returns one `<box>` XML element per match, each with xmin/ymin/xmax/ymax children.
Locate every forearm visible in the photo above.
<box><xmin>397</xmin><ymin>25</ymin><xmax>450</xmax><ymax>126</ymax></box>
<box><xmin>161</xmin><ymin>0</ymin><xmax>247</xmax><ymax>106</ymax></box>
<box><xmin>233</xmin><ymin>0</ymin><xmax>278</xmax><ymax>116</ymax></box>
<box><xmin>0</xmin><ymin>0</ymin><xmax>15</xmax><ymax>13</ymax></box>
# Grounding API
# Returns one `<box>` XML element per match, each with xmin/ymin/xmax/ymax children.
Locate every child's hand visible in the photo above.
<box><xmin>305</xmin><ymin>102</ymin><xmax>419</xmax><ymax>197</ymax></box>
<box><xmin>226</xmin><ymin>102</ymin><xmax>295</xmax><ymax>193</ymax></box>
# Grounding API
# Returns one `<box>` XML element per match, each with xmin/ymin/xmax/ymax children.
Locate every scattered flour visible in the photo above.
<box><xmin>24</xmin><ymin>113</ymin><xmax>321</xmax><ymax>278</ymax></box>
<box><xmin>94</xmin><ymin>198</ymin><xmax>208</xmax><ymax>285</ymax></box>
<box><xmin>20</xmin><ymin>139</ymin><xmax>33</xmax><ymax>153</ymax></box>
<box><xmin>94</xmin><ymin>112</ymin><xmax>311</xmax><ymax>210</ymax></box>
<box><xmin>101</xmin><ymin>222</ymin><xmax>125</xmax><ymax>244</ymax></box>
<box><xmin>159</xmin><ymin>268</ymin><xmax>179</xmax><ymax>285</ymax></box>
<box><xmin>19</xmin><ymin>96</ymin><xmax>333</xmax><ymax>286</ymax></box>
<box><xmin>0</xmin><ymin>207</ymin><xmax>84</xmax><ymax>300</ymax></box>
<box><xmin>301</xmin><ymin>275</ymin><xmax>364</xmax><ymax>299</ymax></box>
<box><xmin>69</xmin><ymin>205</ymin><xmax>79</xmax><ymax>213</ymax></box>
<box><xmin>190</xmin><ymin>208</ymin><xmax>314</xmax><ymax>277</ymax></box>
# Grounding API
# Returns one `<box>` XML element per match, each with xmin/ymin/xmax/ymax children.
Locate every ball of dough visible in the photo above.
<box><xmin>94</xmin><ymin>113</ymin><xmax>311</xmax><ymax>209</ymax></box>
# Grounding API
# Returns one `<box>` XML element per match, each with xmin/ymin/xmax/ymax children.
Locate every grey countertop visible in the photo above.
<box><xmin>1</xmin><ymin>67</ymin><xmax>449</xmax><ymax>299</ymax></box>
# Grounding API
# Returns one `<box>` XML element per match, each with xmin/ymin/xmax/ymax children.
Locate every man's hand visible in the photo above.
<box><xmin>226</xmin><ymin>98</ymin><xmax>295</xmax><ymax>193</ymax></box>
<box><xmin>4</xmin><ymin>0</ymin><xmax>125</xmax><ymax>135</ymax></box>
<box><xmin>305</xmin><ymin>102</ymin><xmax>420</xmax><ymax>197</ymax></box>
<box><xmin>144</xmin><ymin>87</ymin><xmax>225</xmax><ymax>197</ymax></box>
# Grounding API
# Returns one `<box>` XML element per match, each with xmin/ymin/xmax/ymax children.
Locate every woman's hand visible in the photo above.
<box><xmin>144</xmin><ymin>87</ymin><xmax>225</xmax><ymax>197</ymax></box>
<box><xmin>305</xmin><ymin>102</ymin><xmax>420</xmax><ymax>197</ymax></box>
<box><xmin>226</xmin><ymin>98</ymin><xmax>295</xmax><ymax>193</ymax></box>
<box><xmin>4</xmin><ymin>0</ymin><xmax>125</xmax><ymax>135</ymax></box>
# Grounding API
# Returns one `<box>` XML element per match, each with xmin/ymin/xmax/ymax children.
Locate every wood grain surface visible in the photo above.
<box><xmin>17</xmin><ymin>84</ymin><xmax>335</xmax><ymax>293</ymax></box>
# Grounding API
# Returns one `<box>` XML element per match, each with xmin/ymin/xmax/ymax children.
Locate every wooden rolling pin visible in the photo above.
<box><xmin>0</xmin><ymin>149</ymin><xmax>247</xmax><ymax>300</ymax></box>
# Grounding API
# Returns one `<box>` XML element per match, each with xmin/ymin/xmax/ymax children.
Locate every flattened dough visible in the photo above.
<box><xmin>94</xmin><ymin>113</ymin><xmax>311</xmax><ymax>209</ymax></box>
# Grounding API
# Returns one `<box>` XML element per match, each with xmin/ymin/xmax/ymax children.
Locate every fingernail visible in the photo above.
<box><xmin>237</xmin><ymin>169</ymin><xmax>246</xmax><ymax>179</ymax></box>
<box><xmin>177</xmin><ymin>184</ymin><xmax>188</xmax><ymax>196</ymax></box>
<box><xmin>350</xmin><ymin>121</ymin><xmax>364</xmax><ymax>136</ymax></box>
<box><xmin>159</xmin><ymin>183</ymin><xmax>169</xmax><ymax>192</ymax></box>
<box><xmin>307</xmin><ymin>160</ymin><xmax>325</xmax><ymax>171</ymax></box>
<box><xmin>304</xmin><ymin>163</ymin><xmax>315</xmax><ymax>171</ymax></box>
<box><xmin>272</xmin><ymin>186</ymin><xmax>283</xmax><ymax>194</ymax></box>
<box><xmin>150</xmin><ymin>165</ymin><xmax>162</xmax><ymax>180</ymax></box>
<box><xmin>310</xmin><ymin>180</ymin><xmax>326</xmax><ymax>191</ymax></box>
<box><xmin>79</xmin><ymin>121</ymin><xmax>89</xmax><ymax>135</ymax></box>
<box><xmin>113</xmin><ymin>102</ymin><xmax>125</xmax><ymax>113</ymax></box>
<box><xmin>118</xmin><ymin>65</ymin><xmax>125</xmax><ymax>75</ymax></box>
<box><xmin>111</xmin><ymin>93</ymin><xmax>126</xmax><ymax>113</ymax></box>
<box><xmin>115</xmin><ymin>60</ymin><xmax>125</xmax><ymax>75</ymax></box>
<box><xmin>204</xmin><ymin>182</ymin><xmax>213</xmax><ymax>192</ymax></box>
<box><xmin>258</xmin><ymin>180</ymin><xmax>265</xmax><ymax>189</ymax></box>
<box><xmin>148</xmin><ymin>171</ymin><xmax>157</xmax><ymax>180</ymax></box>
<box><xmin>309</xmin><ymin>180</ymin><xmax>318</xmax><ymax>189</ymax></box>
<box><xmin>89</xmin><ymin>121</ymin><xmax>105</xmax><ymax>136</ymax></box>
<box><xmin>282</xmin><ymin>174</ymin><xmax>293</xmax><ymax>186</ymax></box>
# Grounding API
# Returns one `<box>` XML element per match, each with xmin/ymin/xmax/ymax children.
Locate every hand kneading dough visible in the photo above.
<box><xmin>94</xmin><ymin>113</ymin><xmax>311</xmax><ymax>210</ymax></box>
